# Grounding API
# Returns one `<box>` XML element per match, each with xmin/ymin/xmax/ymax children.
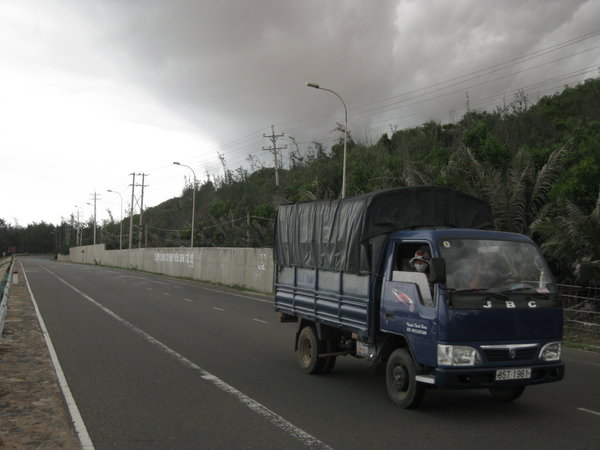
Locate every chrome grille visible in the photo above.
<box><xmin>482</xmin><ymin>345</ymin><xmax>538</xmax><ymax>362</ymax></box>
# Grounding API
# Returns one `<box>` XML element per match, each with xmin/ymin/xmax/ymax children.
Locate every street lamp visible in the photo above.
<box><xmin>173</xmin><ymin>162</ymin><xmax>197</xmax><ymax>248</ymax></box>
<box><xmin>107</xmin><ymin>190</ymin><xmax>123</xmax><ymax>250</ymax></box>
<box><xmin>306</xmin><ymin>82</ymin><xmax>348</xmax><ymax>198</ymax></box>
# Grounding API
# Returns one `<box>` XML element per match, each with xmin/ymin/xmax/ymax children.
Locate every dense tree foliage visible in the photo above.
<box><xmin>534</xmin><ymin>189</ymin><xmax>600</xmax><ymax>285</ymax></box>
<box><xmin>2</xmin><ymin>78</ymin><xmax>599</xmax><ymax>283</ymax></box>
<box><xmin>0</xmin><ymin>218</ymin><xmax>58</xmax><ymax>255</ymax></box>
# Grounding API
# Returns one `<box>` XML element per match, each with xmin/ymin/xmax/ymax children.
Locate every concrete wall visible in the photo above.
<box><xmin>69</xmin><ymin>244</ymin><xmax>274</xmax><ymax>293</ymax></box>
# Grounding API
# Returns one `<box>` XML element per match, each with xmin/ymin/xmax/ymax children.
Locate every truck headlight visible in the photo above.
<box><xmin>437</xmin><ymin>345</ymin><xmax>482</xmax><ymax>366</ymax></box>
<box><xmin>539</xmin><ymin>342</ymin><xmax>561</xmax><ymax>361</ymax></box>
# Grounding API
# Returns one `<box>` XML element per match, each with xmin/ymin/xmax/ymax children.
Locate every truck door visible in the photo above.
<box><xmin>380</xmin><ymin>241</ymin><xmax>437</xmax><ymax>366</ymax></box>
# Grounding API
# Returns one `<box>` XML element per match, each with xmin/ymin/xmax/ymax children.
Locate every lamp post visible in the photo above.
<box><xmin>306</xmin><ymin>82</ymin><xmax>348</xmax><ymax>199</ymax></box>
<box><xmin>173</xmin><ymin>162</ymin><xmax>197</xmax><ymax>248</ymax></box>
<box><xmin>107</xmin><ymin>190</ymin><xmax>123</xmax><ymax>250</ymax></box>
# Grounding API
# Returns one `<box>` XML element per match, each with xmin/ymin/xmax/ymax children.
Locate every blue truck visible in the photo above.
<box><xmin>274</xmin><ymin>186</ymin><xmax>564</xmax><ymax>408</ymax></box>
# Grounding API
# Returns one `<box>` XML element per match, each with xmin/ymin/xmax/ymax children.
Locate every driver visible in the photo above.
<box><xmin>468</xmin><ymin>252</ymin><xmax>503</xmax><ymax>288</ymax></box>
<box><xmin>409</xmin><ymin>250</ymin><xmax>430</xmax><ymax>274</ymax></box>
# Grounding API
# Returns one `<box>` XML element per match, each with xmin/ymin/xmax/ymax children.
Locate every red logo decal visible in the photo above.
<box><xmin>392</xmin><ymin>288</ymin><xmax>414</xmax><ymax>312</ymax></box>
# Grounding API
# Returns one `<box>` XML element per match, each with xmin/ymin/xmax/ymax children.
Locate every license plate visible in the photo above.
<box><xmin>495</xmin><ymin>368</ymin><xmax>531</xmax><ymax>381</ymax></box>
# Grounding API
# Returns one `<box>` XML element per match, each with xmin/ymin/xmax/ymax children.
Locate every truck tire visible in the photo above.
<box><xmin>386</xmin><ymin>348</ymin><xmax>425</xmax><ymax>408</ymax></box>
<box><xmin>489</xmin><ymin>385</ymin><xmax>525</xmax><ymax>401</ymax></box>
<box><xmin>297</xmin><ymin>326</ymin><xmax>325</xmax><ymax>374</ymax></box>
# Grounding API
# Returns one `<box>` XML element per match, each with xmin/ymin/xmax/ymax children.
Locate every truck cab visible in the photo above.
<box><xmin>379</xmin><ymin>229</ymin><xmax>564</xmax><ymax>405</ymax></box>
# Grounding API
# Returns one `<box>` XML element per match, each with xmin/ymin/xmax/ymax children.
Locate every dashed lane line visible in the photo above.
<box><xmin>200</xmin><ymin>286</ymin><xmax>272</xmax><ymax>304</ymax></box>
<box><xmin>578</xmin><ymin>408</ymin><xmax>600</xmax><ymax>417</ymax></box>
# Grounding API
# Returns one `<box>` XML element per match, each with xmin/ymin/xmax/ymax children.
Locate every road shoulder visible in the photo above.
<box><xmin>0</xmin><ymin>263</ymin><xmax>82</xmax><ymax>449</ymax></box>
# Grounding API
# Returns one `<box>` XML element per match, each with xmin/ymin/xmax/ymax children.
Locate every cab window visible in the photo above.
<box><xmin>390</xmin><ymin>242</ymin><xmax>434</xmax><ymax>306</ymax></box>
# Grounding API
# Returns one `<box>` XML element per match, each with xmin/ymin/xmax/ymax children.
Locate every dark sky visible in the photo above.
<box><xmin>88</xmin><ymin>0</ymin><xmax>598</xmax><ymax>139</ymax></box>
<box><xmin>2</xmin><ymin>0</ymin><xmax>599</xmax><ymax>224</ymax></box>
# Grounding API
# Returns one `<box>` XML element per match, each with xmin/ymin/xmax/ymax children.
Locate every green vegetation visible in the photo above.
<box><xmin>2</xmin><ymin>78</ymin><xmax>600</xmax><ymax>284</ymax></box>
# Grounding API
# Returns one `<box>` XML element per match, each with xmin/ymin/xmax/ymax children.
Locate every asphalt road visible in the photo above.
<box><xmin>20</xmin><ymin>256</ymin><xmax>600</xmax><ymax>449</ymax></box>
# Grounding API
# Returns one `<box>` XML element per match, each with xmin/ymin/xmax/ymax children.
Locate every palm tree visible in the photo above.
<box><xmin>450</xmin><ymin>141</ymin><xmax>571</xmax><ymax>235</ymax></box>
<box><xmin>533</xmin><ymin>189</ymin><xmax>600</xmax><ymax>285</ymax></box>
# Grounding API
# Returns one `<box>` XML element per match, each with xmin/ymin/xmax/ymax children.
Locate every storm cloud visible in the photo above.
<box><xmin>1</xmin><ymin>0</ymin><xmax>599</xmax><ymax>225</ymax></box>
<box><xmin>78</xmin><ymin>0</ymin><xmax>599</xmax><ymax>143</ymax></box>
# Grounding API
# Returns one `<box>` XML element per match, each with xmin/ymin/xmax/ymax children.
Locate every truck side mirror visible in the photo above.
<box><xmin>429</xmin><ymin>258</ymin><xmax>446</xmax><ymax>284</ymax></box>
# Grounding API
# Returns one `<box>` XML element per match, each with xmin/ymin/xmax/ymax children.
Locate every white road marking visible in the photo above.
<box><xmin>115</xmin><ymin>274</ymin><xmax>171</xmax><ymax>286</ymax></box>
<box><xmin>213</xmin><ymin>307</ymin><xmax>225</xmax><ymax>311</ymax></box>
<box><xmin>184</xmin><ymin>298</ymin><xmax>193</xmax><ymax>302</ymax></box>
<box><xmin>23</xmin><ymin>264</ymin><xmax>95</xmax><ymax>450</ymax></box>
<box><xmin>40</xmin><ymin>266</ymin><xmax>330</xmax><ymax>449</ymax></box>
<box><xmin>201</xmin><ymin>286</ymin><xmax>272</xmax><ymax>304</ymax></box>
<box><xmin>164</xmin><ymin>292</ymin><xmax>171</xmax><ymax>296</ymax></box>
<box><xmin>578</xmin><ymin>408</ymin><xmax>600</xmax><ymax>416</ymax></box>
<box><xmin>253</xmin><ymin>319</ymin><xmax>268</xmax><ymax>324</ymax></box>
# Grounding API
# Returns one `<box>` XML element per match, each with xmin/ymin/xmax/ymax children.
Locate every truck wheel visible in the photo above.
<box><xmin>386</xmin><ymin>349</ymin><xmax>425</xmax><ymax>408</ymax></box>
<box><xmin>489</xmin><ymin>386</ymin><xmax>525</xmax><ymax>401</ymax></box>
<box><xmin>297</xmin><ymin>326</ymin><xmax>325</xmax><ymax>374</ymax></box>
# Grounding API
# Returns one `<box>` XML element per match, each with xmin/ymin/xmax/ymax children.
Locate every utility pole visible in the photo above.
<box><xmin>129</xmin><ymin>173</ymin><xmax>136</xmax><ymax>249</ymax></box>
<box><xmin>263</xmin><ymin>125</ymin><xmax>286</xmax><ymax>187</ymax></box>
<box><xmin>137</xmin><ymin>173</ymin><xmax>149</xmax><ymax>248</ymax></box>
<box><xmin>90</xmin><ymin>191</ymin><xmax>100</xmax><ymax>245</ymax></box>
<box><xmin>127</xmin><ymin>172</ymin><xmax>149</xmax><ymax>249</ymax></box>
<box><xmin>73</xmin><ymin>206</ymin><xmax>81</xmax><ymax>246</ymax></box>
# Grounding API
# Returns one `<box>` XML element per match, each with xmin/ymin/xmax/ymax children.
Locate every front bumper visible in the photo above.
<box><xmin>433</xmin><ymin>362</ymin><xmax>565</xmax><ymax>389</ymax></box>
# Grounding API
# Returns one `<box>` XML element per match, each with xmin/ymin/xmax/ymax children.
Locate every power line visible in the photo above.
<box><xmin>349</xmin><ymin>28</ymin><xmax>600</xmax><ymax>115</ymax></box>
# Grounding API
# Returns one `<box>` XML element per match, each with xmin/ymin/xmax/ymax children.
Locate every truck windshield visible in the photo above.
<box><xmin>438</xmin><ymin>238</ymin><xmax>556</xmax><ymax>294</ymax></box>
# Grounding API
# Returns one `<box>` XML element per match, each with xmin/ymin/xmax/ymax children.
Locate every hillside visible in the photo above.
<box><xmin>138</xmin><ymin>78</ymin><xmax>600</xmax><ymax>247</ymax></box>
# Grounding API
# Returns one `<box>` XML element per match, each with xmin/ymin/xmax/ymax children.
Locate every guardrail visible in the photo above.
<box><xmin>559</xmin><ymin>283</ymin><xmax>600</xmax><ymax>344</ymax></box>
<box><xmin>0</xmin><ymin>257</ymin><xmax>15</xmax><ymax>336</ymax></box>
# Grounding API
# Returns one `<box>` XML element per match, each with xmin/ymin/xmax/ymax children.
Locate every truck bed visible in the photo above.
<box><xmin>274</xmin><ymin>266</ymin><xmax>372</xmax><ymax>336</ymax></box>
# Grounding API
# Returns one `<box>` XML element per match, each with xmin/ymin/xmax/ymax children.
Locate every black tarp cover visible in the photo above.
<box><xmin>274</xmin><ymin>186</ymin><xmax>493</xmax><ymax>273</ymax></box>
